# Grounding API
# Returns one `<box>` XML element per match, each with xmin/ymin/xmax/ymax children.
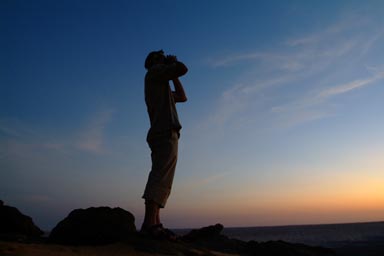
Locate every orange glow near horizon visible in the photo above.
<box><xmin>169</xmin><ymin>166</ymin><xmax>384</xmax><ymax>227</ymax></box>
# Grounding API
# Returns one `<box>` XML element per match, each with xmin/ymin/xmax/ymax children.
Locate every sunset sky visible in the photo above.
<box><xmin>1</xmin><ymin>0</ymin><xmax>384</xmax><ymax>230</ymax></box>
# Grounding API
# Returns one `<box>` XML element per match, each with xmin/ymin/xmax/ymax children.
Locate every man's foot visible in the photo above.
<box><xmin>140</xmin><ymin>224</ymin><xmax>177</xmax><ymax>241</ymax></box>
<box><xmin>158</xmin><ymin>224</ymin><xmax>177</xmax><ymax>240</ymax></box>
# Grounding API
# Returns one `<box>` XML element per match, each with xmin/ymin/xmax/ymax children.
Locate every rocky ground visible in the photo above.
<box><xmin>0</xmin><ymin>201</ymin><xmax>337</xmax><ymax>256</ymax></box>
<box><xmin>0</xmin><ymin>232</ymin><xmax>335</xmax><ymax>256</ymax></box>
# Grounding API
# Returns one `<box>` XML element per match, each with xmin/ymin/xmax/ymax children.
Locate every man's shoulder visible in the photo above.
<box><xmin>146</xmin><ymin>64</ymin><xmax>167</xmax><ymax>81</ymax></box>
<box><xmin>148</xmin><ymin>64</ymin><xmax>167</xmax><ymax>74</ymax></box>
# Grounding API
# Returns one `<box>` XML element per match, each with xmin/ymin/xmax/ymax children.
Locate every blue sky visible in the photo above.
<box><xmin>1</xmin><ymin>0</ymin><xmax>384</xmax><ymax>230</ymax></box>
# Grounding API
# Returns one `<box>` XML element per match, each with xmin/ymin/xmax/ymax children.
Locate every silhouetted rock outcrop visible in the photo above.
<box><xmin>0</xmin><ymin>200</ymin><xmax>43</xmax><ymax>240</ymax></box>
<box><xmin>181</xmin><ymin>223</ymin><xmax>244</xmax><ymax>253</ymax></box>
<box><xmin>182</xmin><ymin>223</ymin><xmax>224</xmax><ymax>241</ymax></box>
<box><xmin>1</xmin><ymin>203</ymin><xmax>336</xmax><ymax>255</ymax></box>
<box><xmin>180</xmin><ymin>224</ymin><xmax>335</xmax><ymax>256</ymax></box>
<box><xmin>49</xmin><ymin>206</ymin><xmax>136</xmax><ymax>245</ymax></box>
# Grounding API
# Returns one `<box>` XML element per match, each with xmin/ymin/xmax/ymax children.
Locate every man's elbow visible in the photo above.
<box><xmin>178</xmin><ymin>62</ymin><xmax>188</xmax><ymax>76</ymax></box>
<box><xmin>180</xmin><ymin>66</ymin><xmax>188</xmax><ymax>76</ymax></box>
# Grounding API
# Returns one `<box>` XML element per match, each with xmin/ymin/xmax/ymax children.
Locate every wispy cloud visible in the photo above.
<box><xmin>0</xmin><ymin>108</ymin><xmax>116</xmax><ymax>158</ymax></box>
<box><xmin>317</xmin><ymin>71</ymin><xmax>384</xmax><ymax>99</ymax></box>
<box><xmin>76</xmin><ymin>108</ymin><xmax>115</xmax><ymax>154</ymax></box>
<box><xmin>0</xmin><ymin>124</ymin><xmax>21</xmax><ymax>137</ymax></box>
<box><xmin>204</xmin><ymin>15</ymin><xmax>383</xmax><ymax>130</ymax></box>
<box><xmin>285</xmin><ymin>20</ymin><xmax>347</xmax><ymax>47</ymax></box>
<box><xmin>0</xmin><ymin>119</ymin><xmax>37</xmax><ymax>138</ymax></box>
<box><xmin>361</xmin><ymin>30</ymin><xmax>384</xmax><ymax>55</ymax></box>
<box><xmin>208</xmin><ymin>75</ymin><xmax>295</xmax><ymax>126</ymax></box>
<box><xmin>270</xmin><ymin>68</ymin><xmax>384</xmax><ymax>127</ymax></box>
<box><xmin>273</xmin><ymin>68</ymin><xmax>384</xmax><ymax>112</ymax></box>
<box><xmin>209</xmin><ymin>52</ymin><xmax>268</xmax><ymax>68</ymax></box>
<box><xmin>210</xmin><ymin>18</ymin><xmax>366</xmax><ymax>69</ymax></box>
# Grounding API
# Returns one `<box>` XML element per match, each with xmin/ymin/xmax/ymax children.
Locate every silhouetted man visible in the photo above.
<box><xmin>142</xmin><ymin>50</ymin><xmax>188</xmax><ymax>239</ymax></box>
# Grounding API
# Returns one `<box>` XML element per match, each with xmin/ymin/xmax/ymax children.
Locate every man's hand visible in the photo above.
<box><xmin>165</xmin><ymin>55</ymin><xmax>177</xmax><ymax>65</ymax></box>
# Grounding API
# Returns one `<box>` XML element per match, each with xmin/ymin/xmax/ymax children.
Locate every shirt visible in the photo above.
<box><xmin>145</xmin><ymin>61</ymin><xmax>188</xmax><ymax>141</ymax></box>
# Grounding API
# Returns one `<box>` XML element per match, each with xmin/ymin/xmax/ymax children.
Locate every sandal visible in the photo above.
<box><xmin>158</xmin><ymin>224</ymin><xmax>178</xmax><ymax>240</ymax></box>
<box><xmin>140</xmin><ymin>224</ymin><xmax>178</xmax><ymax>241</ymax></box>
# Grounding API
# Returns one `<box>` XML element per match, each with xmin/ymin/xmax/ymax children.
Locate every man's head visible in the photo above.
<box><xmin>145</xmin><ymin>50</ymin><xmax>166</xmax><ymax>70</ymax></box>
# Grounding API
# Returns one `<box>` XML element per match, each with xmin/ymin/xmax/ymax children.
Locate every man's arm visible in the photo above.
<box><xmin>172</xmin><ymin>78</ymin><xmax>187</xmax><ymax>103</ymax></box>
<box><xmin>156</xmin><ymin>55</ymin><xmax>188</xmax><ymax>81</ymax></box>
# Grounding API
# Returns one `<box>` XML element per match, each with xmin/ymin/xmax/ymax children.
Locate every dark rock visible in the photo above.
<box><xmin>49</xmin><ymin>206</ymin><xmax>136</xmax><ymax>245</ymax></box>
<box><xmin>0</xmin><ymin>201</ymin><xmax>44</xmax><ymax>240</ymax></box>
<box><xmin>181</xmin><ymin>224</ymin><xmax>245</xmax><ymax>254</ymax></box>
<box><xmin>181</xmin><ymin>224</ymin><xmax>335</xmax><ymax>256</ymax></box>
<box><xmin>182</xmin><ymin>223</ymin><xmax>224</xmax><ymax>242</ymax></box>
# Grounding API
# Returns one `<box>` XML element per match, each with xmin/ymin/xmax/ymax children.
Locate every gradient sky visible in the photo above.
<box><xmin>1</xmin><ymin>0</ymin><xmax>384</xmax><ymax>231</ymax></box>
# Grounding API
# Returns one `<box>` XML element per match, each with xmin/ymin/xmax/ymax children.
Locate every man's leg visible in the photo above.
<box><xmin>142</xmin><ymin>200</ymin><xmax>159</xmax><ymax>230</ymax></box>
<box><xmin>156</xmin><ymin>208</ymin><xmax>160</xmax><ymax>225</ymax></box>
<box><xmin>142</xmin><ymin>131</ymin><xmax>178</xmax><ymax>227</ymax></box>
